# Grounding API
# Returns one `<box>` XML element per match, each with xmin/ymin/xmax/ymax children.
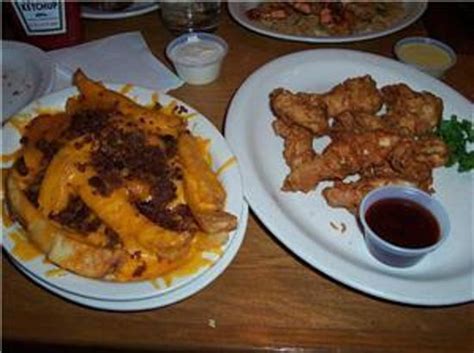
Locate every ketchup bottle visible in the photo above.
<box><xmin>6</xmin><ymin>0</ymin><xmax>82</xmax><ymax>50</ymax></box>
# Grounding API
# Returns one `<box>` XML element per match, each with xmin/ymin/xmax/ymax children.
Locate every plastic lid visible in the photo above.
<box><xmin>166</xmin><ymin>32</ymin><xmax>228</xmax><ymax>67</ymax></box>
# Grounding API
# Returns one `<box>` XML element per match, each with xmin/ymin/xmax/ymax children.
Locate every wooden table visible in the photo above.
<box><xmin>3</xmin><ymin>4</ymin><xmax>473</xmax><ymax>352</ymax></box>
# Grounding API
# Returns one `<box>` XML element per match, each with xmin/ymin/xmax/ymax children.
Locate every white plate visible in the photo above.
<box><xmin>10</xmin><ymin>204</ymin><xmax>248</xmax><ymax>311</ymax></box>
<box><xmin>225</xmin><ymin>49</ymin><xmax>473</xmax><ymax>306</ymax></box>
<box><xmin>81</xmin><ymin>1</ymin><xmax>159</xmax><ymax>20</ymax></box>
<box><xmin>1</xmin><ymin>41</ymin><xmax>55</xmax><ymax>121</ymax></box>
<box><xmin>2</xmin><ymin>84</ymin><xmax>246</xmax><ymax>302</ymax></box>
<box><xmin>228</xmin><ymin>1</ymin><xmax>427</xmax><ymax>43</ymax></box>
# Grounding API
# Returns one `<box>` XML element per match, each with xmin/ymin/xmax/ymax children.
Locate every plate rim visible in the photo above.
<box><xmin>224</xmin><ymin>48</ymin><xmax>473</xmax><ymax>306</ymax></box>
<box><xmin>81</xmin><ymin>2</ymin><xmax>159</xmax><ymax>20</ymax></box>
<box><xmin>228</xmin><ymin>1</ymin><xmax>427</xmax><ymax>43</ymax></box>
<box><xmin>10</xmin><ymin>203</ymin><xmax>249</xmax><ymax>311</ymax></box>
<box><xmin>3</xmin><ymin>83</ymin><xmax>247</xmax><ymax>302</ymax></box>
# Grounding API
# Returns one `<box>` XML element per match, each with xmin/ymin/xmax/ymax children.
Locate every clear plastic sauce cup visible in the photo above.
<box><xmin>395</xmin><ymin>37</ymin><xmax>456</xmax><ymax>78</ymax></box>
<box><xmin>359</xmin><ymin>186</ymin><xmax>450</xmax><ymax>268</ymax></box>
<box><xmin>166</xmin><ymin>32</ymin><xmax>228</xmax><ymax>85</ymax></box>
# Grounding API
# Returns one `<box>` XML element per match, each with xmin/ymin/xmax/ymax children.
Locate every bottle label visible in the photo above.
<box><xmin>13</xmin><ymin>0</ymin><xmax>66</xmax><ymax>36</ymax></box>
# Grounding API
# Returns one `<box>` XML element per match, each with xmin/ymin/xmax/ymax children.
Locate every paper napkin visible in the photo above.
<box><xmin>49</xmin><ymin>31</ymin><xmax>183</xmax><ymax>92</ymax></box>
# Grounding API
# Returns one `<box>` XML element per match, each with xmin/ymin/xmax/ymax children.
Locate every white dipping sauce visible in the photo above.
<box><xmin>171</xmin><ymin>39</ymin><xmax>225</xmax><ymax>66</ymax></box>
<box><xmin>167</xmin><ymin>33</ymin><xmax>228</xmax><ymax>85</ymax></box>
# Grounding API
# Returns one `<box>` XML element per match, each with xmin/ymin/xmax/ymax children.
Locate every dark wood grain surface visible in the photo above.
<box><xmin>3</xmin><ymin>3</ymin><xmax>473</xmax><ymax>353</ymax></box>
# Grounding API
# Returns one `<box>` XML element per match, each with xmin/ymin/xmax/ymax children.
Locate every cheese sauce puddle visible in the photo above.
<box><xmin>10</xmin><ymin>230</ymin><xmax>42</xmax><ymax>261</ymax></box>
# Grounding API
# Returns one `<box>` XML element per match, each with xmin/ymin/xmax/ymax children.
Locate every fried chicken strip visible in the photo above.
<box><xmin>331</xmin><ymin>111</ymin><xmax>387</xmax><ymax>133</ymax></box>
<box><xmin>332</xmin><ymin>136</ymin><xmax>449</xmax><ymax>213</ymax></box>
<box><xmin>322</xmin><ymin>75</ymin><xmax>383</xmax><ymax>116</ymax></box>
<box><xmin>322</xmin><ymin>178</ymin><xmax>419</xmax><ymax>214</ymax></box>
<box><xmin>389</xmin><ymin>136</ymin><xmax>448</xmax><ymax>183</ymax></box>
<box><xmin>272</xmin><ymin>118</ymin><xmax>316</xmax><ymax>170</ymax></box>
<box><xmin>270</xmin><ymin>88</ymin><xmax>329</xmax><ymax>136</ymax></box>
<box><xmin>283</xmin><ymin>131</ymin><xmax>401</xmax><ymax>192</ymax></box>
<box><xmin>382</xmin><ymin>83</ymin><xmax>443</xmax><ymax>135</ymax></box>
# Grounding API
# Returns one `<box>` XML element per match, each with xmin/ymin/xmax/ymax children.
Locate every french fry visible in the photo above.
<box><xmin>178</xmin><ymin>133</ymin><xmax>237</xmax><ymax>233</ymax></box>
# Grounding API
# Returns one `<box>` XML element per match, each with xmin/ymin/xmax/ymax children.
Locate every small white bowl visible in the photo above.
<box><xmin>166</xmin><ymin>32</ymin><xmax>228</xmax><ymax>85</ymax></box>
<box><xmin>359</xmin><ymin>186</ymin><xmax>450</xmax><ymax>268</ymax></box>
<box><xmin>395</xmin><ymin>37</ymin><xmax>456</xmax><ymax>78</ymax></box>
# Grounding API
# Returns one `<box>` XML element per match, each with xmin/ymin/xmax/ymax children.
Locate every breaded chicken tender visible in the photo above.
<box><xmin>323</xmin><ymin>177</ymin><xmax>419</xmax><ymax>214</ymax></box>
<box><xmin>272</xmin><ymin>118</ymin><xmax>316</xmax><ymax>170</ymax></box>
<box><xmin>322</xmin><ymin>75</ymin><xmax>383</xmax><ymax>116</ymax></box>
<box><xmin>270</xmin><ymin>88</ymin><xmax>329</xmax><ymax>136</ymax></box>
<box><xmin>283</xmin><ymin>131</ymin><xmax>401</xmax><ymax>192</ymax></box>
<box><xmin>331</xmin><ymin>111</ymin><xmax>387</xmax><ymax>133</ymax></box>
<box><xmin>270</xmin><ymin>75</ymin><xmax>449</xmax><ymax>214</ymax></box>
<box><xmin>382</xmin><ymin>83</ymin><xmax>443</xmax><ymax>135</ymax></box>
<box><xmin>389</xmin><ymin>136</ymin><xmax>448</xmax><ymax>182</ymax></box>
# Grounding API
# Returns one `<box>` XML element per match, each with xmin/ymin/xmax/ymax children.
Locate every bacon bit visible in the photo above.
<box><xmin>88</xmin><ymin>176</ymin><xmax>109</xmax><ymax>196</ymax></box>
<box><xmin>132</xmin><ymin>263</ymin><xmax>146</xmax><ymax>277</ymax></box>
<box><xmin>104</xmin><ymin>227</ymin><xmax>122</xmax><ymax>248</ymax></box>
<box><xmin>131</xmin><ymin>251</ymin><xmax>142</xmax><ymax>260</ymax></box>
<box><xmin>76</xmin><ymin>163</ymin><xmax>86</xmax><ymax>173</ymax></box>
<box><xmin>50</xmin><ymin>196</ymin><xmax>101</xmax><ymax>233</ymax></box>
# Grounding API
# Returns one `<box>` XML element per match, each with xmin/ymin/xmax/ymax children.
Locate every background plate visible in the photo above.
<box><xmin>1</xmin><ymin>41</ymin><xmax>55</xmax><ymax>121</ymax></box>
<box><xmin>225</xmin><ymin>49</ymin><xmax>473</xmax><ymax>306</ymax></box>
<box><xmin>81</xmin><ymin>1</ymin><xmax>159</xmax><ymax>20</ymax></box>
<box><xmin>228</xmin><ymin>1</ymin><xmax>427</xmax><ymax>43</ymax></box>
<box><xmin>3</xmin><ymin>84</ymin><xmax>246</xmax><ymax>302</ymax></box>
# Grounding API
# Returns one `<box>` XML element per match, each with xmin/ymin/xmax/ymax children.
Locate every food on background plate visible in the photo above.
<box><xmin>83</xmin><ymin>2</ymin><xmax>133</xmax><ymax>12</ymax></box>
<box><xmin>246</xmin><ymin>1</ymin><xmax>405</xmax><ymax>37</ymax></box>
<box><xmin>271</xmin><ymin>75</ymin><xmax>453</xmax><ymax>214</ymax></box>
<box><xmin>4</xmin><ymin>70</ymin><xmax>237</xmax><ymax>281</ymax></box>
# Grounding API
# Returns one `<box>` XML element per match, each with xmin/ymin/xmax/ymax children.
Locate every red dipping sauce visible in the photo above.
<box><xmin>365</xmin><ymin>198</ymin><xmax>440</xmax><ymax>249</ymax></box>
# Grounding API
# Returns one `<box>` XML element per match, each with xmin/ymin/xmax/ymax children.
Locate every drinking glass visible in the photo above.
<box><xmin>160</xmin><ymin>1</ymin><xmax>222</xmax><ymax>34</ymax></box>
